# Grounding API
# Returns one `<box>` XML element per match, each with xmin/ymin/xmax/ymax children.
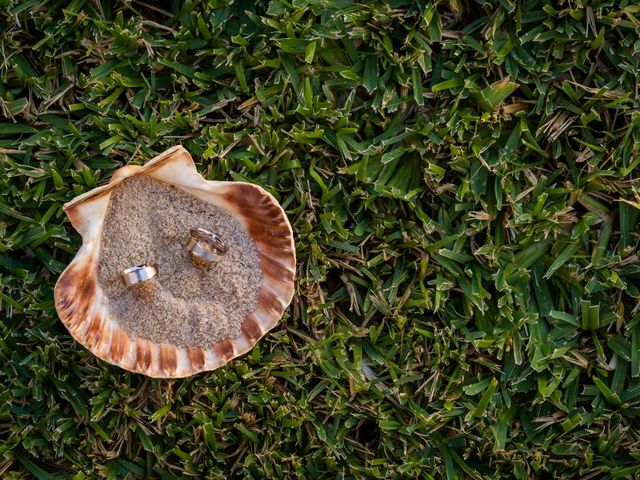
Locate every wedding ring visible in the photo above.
<box><xmin>187</xmin><ymin>228</ymin><xmax>227</xmax><ymax>266</ymax></box>
<box><xmin>122</xmin><ymin>264</ymin><xmax>157</xmax><ymax>286</ymax></box>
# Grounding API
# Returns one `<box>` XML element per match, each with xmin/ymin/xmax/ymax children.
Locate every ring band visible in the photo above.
<box><xmin>189</xmin><ymin>242</ymin><xmax>222</xmax><ymax>264</ymax></box>
<box><xmin>188</xmin><ymin>228</ymin><xmax>228</xmax><ymax>255</ymax></box>
<box><xmin>122</xmin><ymin>265</ymin><xmax>157</xmax><ymax>286</ymax></box>
<box><xmin>187</xmin><ymin>228</ymin><xmax>227</xmax><ymax>266</ymax></box>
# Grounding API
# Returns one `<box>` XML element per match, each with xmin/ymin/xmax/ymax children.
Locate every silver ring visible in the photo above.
<box><xmin>189</xmin><ymin>228</ymin><xmax>228</xmax><ymax>254</ymax></box>
<box><xmin>122</xmin><ymin>264</ymin><xmax>157</xmax><ymax>286</ymax></box>
<box><xmin>187</xmin><ymin>228</ymin><xmax>227</xmax><ymax>266</ymax></box>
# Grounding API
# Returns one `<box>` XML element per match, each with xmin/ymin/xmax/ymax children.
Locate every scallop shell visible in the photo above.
<box><xmin>54</xmin><ymin>146</ymin><xmax>296</xmax><ymax>378</ymax></box>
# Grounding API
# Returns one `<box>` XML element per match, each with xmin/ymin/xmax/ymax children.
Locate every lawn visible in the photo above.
<box><xmin>1</xmin><ymin>0</ymin><xmax>640</xmax><ymax>478</ymax></box>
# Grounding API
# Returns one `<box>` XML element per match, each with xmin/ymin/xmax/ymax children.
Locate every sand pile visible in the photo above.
<box><xmin>97</xmin><ymin>176</ymin><xmax>263</xmax><ymax>348</ymax></box>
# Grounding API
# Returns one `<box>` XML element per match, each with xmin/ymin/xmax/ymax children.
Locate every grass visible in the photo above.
<box><xmin>1</xmin><ymin>0</ymin><xmax>640</xmax><ymax>478</ymax></box>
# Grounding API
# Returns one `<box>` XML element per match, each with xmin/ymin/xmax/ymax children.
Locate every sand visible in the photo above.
<box><xmin>97</xmin><ymin>175</ymin><xmax>263</xmax><ymax>348</ymax></box>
